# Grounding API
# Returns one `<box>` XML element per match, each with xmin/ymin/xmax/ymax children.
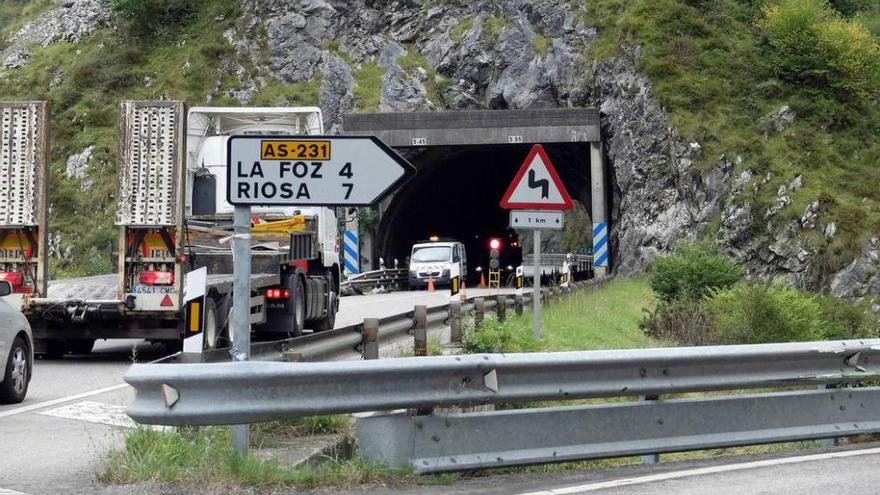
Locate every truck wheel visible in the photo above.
<box><xmin>313</xmin><ymin>289</ymin><xmax>337</xmax><ymax>331</ymax></box>
<box><xmin>203</xmin><ymin>298</ymin><xmax>221</xmax><ymax>350</ymax></box>
<box><xmin>67</xmin><ymin>339</ymin><xmax>95</xmax><ymax>355</ymax></box>
<box><xmin>288</xmin><ymin>275</ymin><xmax>306</xmax><ymax>338</ymax></box>
<box><xmin>0</xmin><ymin>335</ymin><xmax>30</xmax><ymax>404</ymax></box>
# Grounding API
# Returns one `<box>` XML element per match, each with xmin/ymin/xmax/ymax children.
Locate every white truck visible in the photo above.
<box><xmin>0</xmin><ymin>100</ymin><xmax>340</xmax><ymax>357</ymax></box>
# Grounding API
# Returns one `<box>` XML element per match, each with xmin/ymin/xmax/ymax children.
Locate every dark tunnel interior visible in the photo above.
<box><xmin>376</xmin><ymin>143</ymin><xmax>595</xmax><ymax>285</ymax></box>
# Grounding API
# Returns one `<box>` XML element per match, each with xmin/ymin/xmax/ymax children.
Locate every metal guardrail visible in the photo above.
<box><xmin>161</xmin><ymin>288</ymin><xmax>539</xmax><ymax>365</ymax></box>
<box><xmin>126</xmin><ymin>339</ymin><xmax>880</xmax><ymax>426</ymax></box>
<box><xmin>340</xmin><ymin>268</ymin><xmax>408</xmax><ymax>293</ymax></box>
<box><xmin>126</xmin><ymin>337</ymin><xmax>880</xmax><ymax>472</ymax></box>
<box><xmin>165</xmin><ymin>274</ymin><xmax>600</xmax><ymax>365</ymax></box>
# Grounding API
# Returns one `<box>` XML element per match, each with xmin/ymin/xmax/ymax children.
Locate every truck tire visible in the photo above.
<box><xmin>288</xmin><ymin>275</ymin><xmax>306</xmax><ymax>338</ymax></box>
<box><xmin>312</xmin><ymin>275</ymin><xmax>338</xmax><ymax>331</ymax></box>
<box><xmin>203</xmin><ymin>298</ymin><xmax>221</xmax><ymax>350</ymax></box>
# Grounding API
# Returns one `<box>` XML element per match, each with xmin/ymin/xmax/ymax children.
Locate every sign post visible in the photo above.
<box><xmin>500</xmin><ymin>144</ymin><xmax>573</xmax><ymax>340</ymax></box>
<box><xmin>226</xmin><ymin>135</ymin><xmax>415</xmax><ymax>455</ymax></box>
<box><xmin>231</xmin><ymin>205</ymin><xmax>251</xmax><ymax>454</ymax></box>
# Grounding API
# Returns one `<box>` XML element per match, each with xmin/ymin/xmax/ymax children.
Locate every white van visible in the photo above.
<box><xmin>408</xmin><ymin>241</ymin><xmax>468</xmax><ymax>289</ymax></box>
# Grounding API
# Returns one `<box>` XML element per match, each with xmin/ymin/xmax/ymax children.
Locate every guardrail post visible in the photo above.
<box><xmin>449</xmin><ymin>302</ymin><xmax>462</xmax><ymax>344</ymax></box>
<box><xmin>362</xmin><ymin>318</ymin><xmax>379</xmax><ymax>360</ymax></box>
<box><xmin>414</xmin><ymin>305</ymin><xmax>428</xmax><ymax>356</ymax></box>
<box><xmin>820</xmin><ymin>384</ymin><xmax>839</xmax><ymax>449</ymax></box>
<box><xmin>514</xmin><ymin>295</ymin><xmax>524</xmax><ymax>316</ymax></box>
<box><xmin>640</xmin><ymin>394</ymin><xmax>660</xmax><ymax>464</ymax></box>
<box><xmin>474</xmin><ymin>297</ymin><xmax>485</xmax><ymax>328</ymax></box>
<box><xmin>496</xmin><ymin>295</ymin><xmax>507</xmax><ymax>323</ymax></box>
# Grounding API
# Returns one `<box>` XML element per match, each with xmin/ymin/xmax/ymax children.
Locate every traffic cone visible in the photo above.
<box><xmin>479</xmin><ymin>273</ymin><xmax>486</xmax><ymax>288</ymax></box>
<box><xmin>460</xmin><ymin>281</ymin><xmax>467</xmax><ymax>302</ymax></box>
<box><xmin>427</xmin><ymin>275</ymin><xmax>435</xmax><ymax>292</ymax></box>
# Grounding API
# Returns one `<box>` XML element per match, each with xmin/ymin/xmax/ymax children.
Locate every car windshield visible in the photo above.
<box><xmin>412</xmin><ymin>246</ymin><xmax>452</xmax><ymax>262</ymax></box>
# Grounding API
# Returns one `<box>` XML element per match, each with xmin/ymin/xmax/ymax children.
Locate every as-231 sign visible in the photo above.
<box><xmin>226</xmin><ymin>135</ymin><xmax>416</xmax><ymax>206</ymax></box>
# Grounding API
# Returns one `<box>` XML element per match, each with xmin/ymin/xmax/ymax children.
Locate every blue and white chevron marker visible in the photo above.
<box><xmin>593</xmin><ymin>222</ymin><xmax>608</xmax><ymax>268</ymax></box>
<box><xmin>343</xmin><ymin>230</ymin><xmax>359</xmax><ymax>276</ymax></box>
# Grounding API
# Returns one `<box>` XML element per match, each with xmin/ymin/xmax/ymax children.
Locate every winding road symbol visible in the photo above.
<box><xmin>528</xmin><ymin>169</ymin><xmax>550</xmax><ymax>199</ymax></box>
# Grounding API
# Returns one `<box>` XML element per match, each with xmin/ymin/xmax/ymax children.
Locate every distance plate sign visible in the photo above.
<box><xmin>509</xmin><ymin>210</ymin><xmax>564</xmax><ymax>230</ymax></box>
<box><xmin>226</xmin><ymin>135</ymin><xmax>416</xmax><ymax>206</ymax></box>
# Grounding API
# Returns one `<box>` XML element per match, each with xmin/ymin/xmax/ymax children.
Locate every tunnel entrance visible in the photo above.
<box><xmin>378</xmin><ymin>144</ymin><xmax>593</xmax><ymax>285</ymax></box>
<box><xmin>342</xmin><ymin>108</ymin><xmax>609</xmax><ymax>282</ymax></box>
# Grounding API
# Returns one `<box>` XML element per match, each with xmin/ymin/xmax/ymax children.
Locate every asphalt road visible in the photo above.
<box><xmin>0</xmin><ymin>288</ymin><xmax>507</xmax><ymax>494</ymax></box>
<box><xmin>322</xmin><ymin>446</ymin><xmax>880</xmax><ymax>495</ymax></box>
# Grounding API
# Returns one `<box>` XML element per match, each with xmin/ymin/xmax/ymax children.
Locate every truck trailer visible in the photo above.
<box><xmin>0</xmin><ymin>100</ymin><xmax>340</xmax><ymax>357</ymax></box>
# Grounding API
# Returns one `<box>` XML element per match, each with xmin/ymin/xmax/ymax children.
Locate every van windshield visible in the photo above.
<box><xmin>411</xmin><ymin>246</ymin><xmax>452</xmax><ymax>262</ymax></box>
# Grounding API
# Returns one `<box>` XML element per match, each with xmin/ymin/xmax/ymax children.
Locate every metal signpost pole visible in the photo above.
<box><xmin>231</xmin><ymin>205</ymin><xmax>252</xmax><ymax>455</ymax></box>
<box><xmin>533</xmin><ymin>229</ymin><xmax>541</xmax><ymax>340</ymax></box>
<box><xmin>224</xmin><ymin>134</ymin><xmax>416</xmax><ymax>457</ymax></box>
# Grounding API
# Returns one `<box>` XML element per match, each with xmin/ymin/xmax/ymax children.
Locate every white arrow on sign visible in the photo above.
<box><xmin>509</xmin><ymin>210</ymin><xmax>565</xmax><ymax>230</ymax></box>
<box><xmin>226</xmin><ymin>135</ymin><xmax>416</xmax><ymax>206</ymax></box>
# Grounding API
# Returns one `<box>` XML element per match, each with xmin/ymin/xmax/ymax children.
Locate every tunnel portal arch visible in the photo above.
<box><xmin>342</xmin><ymin>109</ymin><xmax>609</xmax><ymax>279</ymax></box>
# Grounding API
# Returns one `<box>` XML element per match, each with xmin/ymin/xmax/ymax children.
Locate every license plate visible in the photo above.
<box><xmin>131</xmin><ymin>285</ymin><xmax>176</xmax><ymax>294</ymax></box>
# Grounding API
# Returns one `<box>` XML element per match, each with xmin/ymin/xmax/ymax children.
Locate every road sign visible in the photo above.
<box><xmin>500</xmin><ymin>144</ymin><xmax>573</xmax><ymax>211</ymax></box>
<box><xmin>226</xmin><ymin>135</ymin><xmax>416</xmax><ymax>206</ymax></box>
<box><xmin>510</xmin><ymin>210</ymin><xmax>564</xmax><ymax>230</ymax></box>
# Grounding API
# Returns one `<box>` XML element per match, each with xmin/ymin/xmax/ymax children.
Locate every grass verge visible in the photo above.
<box><xmin>102</xmin><ymin>424</ymin><xmax>456</xmax><ymax>488</ymax></box>
<box><xmin>463</xmin><ymin>277</ymin><xmax>658</xmax><ymax>353</ymax></box>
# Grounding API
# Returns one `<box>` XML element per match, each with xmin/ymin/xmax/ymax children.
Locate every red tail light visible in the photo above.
<box><xmin>140</xmin><ymin>270</ymin><xmax>174</xmax><ymax>286</ymax></box>
<box><xmin>266</xmin><ymin>288</ymin><xmax>290</xmax><ymax>300</ymax></box>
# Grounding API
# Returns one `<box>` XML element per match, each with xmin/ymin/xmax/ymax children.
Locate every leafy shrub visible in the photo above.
<box><xmin>758</xmin><ymin>0</ymin><xmax>880</xmax><ymax>102</ymax></box>
<box><xmin>462</xmin><ymin>319</ymin><xmax>538</xmax><ymax>354</ymax></box>
<box><xmin>648</xmin><ymin>241</ymin><xmax>743</xmax><ymax>303</ymax></box>
<box><xmin>830</xmin><ymin>0</ymin><xmax>874</xmax><ymax>16</ymax></box>
<box><xmin>111</xmin><ymin>0</ymin><xmax>201</xmax><ymax>38</ymax></box>
<box><xmin>706</xmin><ymin>283</ymin><xmax>825</xmax><ymax>343</ymax></box>
<box><xmin>817</xmin><ymin>295</ymin><xmax>880</xmax><ymax>339</ymax></box>
<box><xmin>640</xmin><ymin>299</ymin><xmax>719</xmax><ymax>345</ymax></box>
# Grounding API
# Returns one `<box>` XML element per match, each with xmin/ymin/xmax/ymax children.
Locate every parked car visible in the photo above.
<box><xmin>0</xmin><ymin>281</ymin><xmax>32</xmax><ymax>403</ymax></box>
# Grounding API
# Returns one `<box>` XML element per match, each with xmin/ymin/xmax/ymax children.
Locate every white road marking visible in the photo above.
<box><xmin>0</xmin><ymin>383</ymin><xmax>128</xmax><ymax>419</ymax></box>
<box><xmin>0</xmin><ymin>488</ymin><xmax>30</xmax><ymax>494</ymax></box>
<box><xmin>517</xmin><ymin>447</ymin><xmax>880</xmax><ymax>494</ymax></box>
<box><xmin>39</xmin><ymin>400</ymin><xmax>138</xmax><ymax>429</ymax></box>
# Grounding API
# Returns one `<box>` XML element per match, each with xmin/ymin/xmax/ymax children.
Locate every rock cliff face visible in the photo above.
<box><xmin>1</xmin><ymin>0</ymin><xmax>109</xmax><ymax>69</ymax></box>
<box><xmin>2</xmin><ymin>0</ymin><xmax>877</xmax><ymax>306</ymax></box>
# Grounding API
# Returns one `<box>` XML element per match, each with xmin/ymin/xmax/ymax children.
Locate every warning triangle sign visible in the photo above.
<box><xmin>500</xmin><ymin>144</ymin><xmax>573</xmax><ymax>210</ymax></box>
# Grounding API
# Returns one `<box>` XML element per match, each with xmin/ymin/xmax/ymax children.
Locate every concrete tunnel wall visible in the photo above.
<box><xmin>341</xmin><ymin>109</ymin><xmax>610</xmax><ymax>281</ymax></box>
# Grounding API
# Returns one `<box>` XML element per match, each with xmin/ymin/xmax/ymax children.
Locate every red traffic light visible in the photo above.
<box><xmin>489</xmin><ymin>238</ymin><xmax>502</xmax><ymax>250</ymax></box>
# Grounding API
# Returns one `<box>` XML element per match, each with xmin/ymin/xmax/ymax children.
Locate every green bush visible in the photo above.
<box><xmin>758</xmin><ymin>0</ymin><xmax>880</xmax><ymax>102</ymax></box>
<box><xmin>462</xmin><ymin>318</ymin><xmax>538</xmax><ymax>354</ymax></box>
<box><xmin>111</xmin><ymin>0</ymin><xmax>201</xmax><ymax>38</ymax></box>
<box><xmin>816</xmin><ymin>295</ymin><xmax>880</xmax><ymax>339</ymax></box>
<box><xmin>640</xmin><ymin>299</ymin><xmax>719</xmax><ymax>345</ymax></box>
<box><xmin>648</xmin><ymin>241</ymin><xmax>743</xmax><ymax>303</ymax></box>
<box><xmin>706</xmin><ymin>283</ymin><xmax>826</xmax><ymax>343</ymax></box>
<box><xmin>642</xmin><ymin>280</ymin><xmax>879</xmax><ymax>345</ymax></box>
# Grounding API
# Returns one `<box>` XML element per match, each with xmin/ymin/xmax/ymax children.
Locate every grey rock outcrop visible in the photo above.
<box><xmin>831</xmin><ymin>238</ymin><xmax>880</xmax><ymax>307</ymax></box>
<box><xmin>591</xmin><ymin>52</ymin><xmax>733</xmax><ymax>276</ymax></box>
<box><xmin>65</xmin><ymin>145</ymin><xmax>94</xmax><ymax>181</ymax></box>
<box><xmin>2</xmin><ymin>0</ymin><xmax>110</xmax><ymax>69</ymax></box>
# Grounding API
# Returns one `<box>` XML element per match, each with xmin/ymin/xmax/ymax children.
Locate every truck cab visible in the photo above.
<box><xmin>408</xmin><ymin>241</ymin><xmax>467</xmax><ymax>289</ymax></box>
